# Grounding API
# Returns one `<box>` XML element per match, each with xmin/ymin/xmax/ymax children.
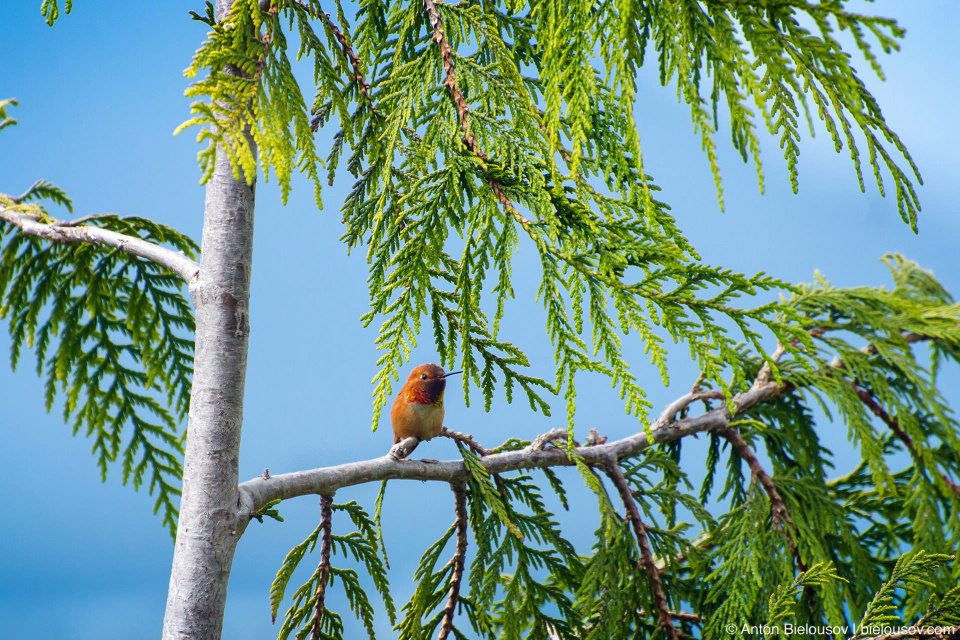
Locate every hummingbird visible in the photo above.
<box><xmin>391</xmin><ymin>363</ymin><xmax>462</xmax><ymax>444</ymax></box>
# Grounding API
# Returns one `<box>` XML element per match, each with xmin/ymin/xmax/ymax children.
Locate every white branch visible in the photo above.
<box><xmin>243</xmin><ymin>325</ymin><xmax>933</xmax><ymax>519</ymax></box>
<box><xmin>0</xmin><ymin>206</ymin><xmax>200</xmax><ymax>286</ymax></box>
<box><xmin>237</xmin><ymin>378</ymin><xmax>785</xmax><ymax>521</ymax></box>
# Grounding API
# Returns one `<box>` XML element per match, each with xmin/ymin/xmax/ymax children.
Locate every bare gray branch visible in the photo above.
<box><xmin>0</xmin><ymin>206</ymin><xmax>200</xmax><ymax>286</ymax></box>
<box><xmin>237</xmin><ymin>378</ymin><xmax>785</xmax><ymax>521</ymax></box>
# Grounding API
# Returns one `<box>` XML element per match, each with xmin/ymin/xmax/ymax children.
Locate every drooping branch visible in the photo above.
<box><xmin>712</xmin><ymin>424</ymin><xmax>819</xmax><ymax>620</ymax></box>
<box><xmin>288</xmin><ymin>0</ymin><xmax>379</xmax><ymax>128</ymax></box>
<box><xmin>421</xmin><ymin>0</ymin><xmax>531</xmax><ymax>220</ymax></box>
<box><xmin>850</xmin><ymin>381</ymin><xmax>960</xmax><ymax>496</ymax></box>
<box><xmin>712</xmin><ymin>426</ymin><xmax>802</xmax><ymax>558</ymax></box>
<box><xmin>310</xmin><ymin>494</ymin><xmax>335</xmax><ymax>640</ymax></box>
<box><xmin>0</xmin><ymin>206</ymin><xmax>200</xmax><ymax>286</ymax></box>
<box><xmin>315</xmin><ymin>11</ymin><xmax>374</xmax><ymax>114</ymax></box>
<box><xmin>437</xmin><ymin>483</ymin><xmax>468</xmax><ymax>640</ymax></box>
<box><xmin>605</xmin><ymin>463</ymin><xmax>679</xmax><ymax>640</ymax></box>
<box><xmin>423</xmin><ymin>0</ymin><xmax>479</xmax><ymax>156</ymax></box>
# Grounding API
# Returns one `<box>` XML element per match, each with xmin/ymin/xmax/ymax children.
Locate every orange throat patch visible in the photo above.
<box><xmin>407</xmin><ymin>389</ymin><xmax>444</xmax><ymax>406</ymax></box>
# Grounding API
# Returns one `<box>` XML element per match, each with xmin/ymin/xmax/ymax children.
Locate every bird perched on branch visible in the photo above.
<box><xmin>391</xmin><ymin>363</ymin><xmax>461</xmax><ymax>445</ymax></box>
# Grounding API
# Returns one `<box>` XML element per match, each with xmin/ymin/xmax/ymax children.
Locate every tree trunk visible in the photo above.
<box><xmin>161</xmin><ymin>147</ymin><xmax>255</xmax><ymax>639</ymax></box>
<box><xmin>162</xmin><ymin>1</ymin><xmax>256</xmax><ymax>629</ymax></box>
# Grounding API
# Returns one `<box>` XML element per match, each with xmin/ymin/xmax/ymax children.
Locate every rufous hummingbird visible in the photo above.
<box><xmin>391</xmin><ymin>363</ymin><xmax>462</xmax><ymax>444</ymax></box>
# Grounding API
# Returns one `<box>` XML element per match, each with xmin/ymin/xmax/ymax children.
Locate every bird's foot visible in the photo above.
<box><xmin>389</xmin><ymin>437</ymin><xmax>421</xmax><ymax>461</ymax></box>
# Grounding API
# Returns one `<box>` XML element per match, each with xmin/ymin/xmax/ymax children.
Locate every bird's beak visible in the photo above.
<box><xmin>442</xmin><ymin>370</ymin><xmax>463</xmax><ymax>378</ymax></box>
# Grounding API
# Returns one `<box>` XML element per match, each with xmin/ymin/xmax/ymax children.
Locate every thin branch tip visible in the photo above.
<box><xmin>437</xmin><ymin>483</ymin><xmax>468</xmax><ymax>640</ymax></box>
<box><xmin>606</xmin><ymin>464</ymin><xmax>679</xmax><ymax>640</ymax></box>
<box><xmin>309</xmin><ymin>494</ymin><xmax>334</xmax><ymax>640</ymax></box>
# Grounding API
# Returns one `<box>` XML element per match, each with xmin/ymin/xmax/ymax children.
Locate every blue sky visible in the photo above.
<box><xmin>2</xmin><ymin>2</ymin><xmax>959</xmax><ymax>638</ymax></box>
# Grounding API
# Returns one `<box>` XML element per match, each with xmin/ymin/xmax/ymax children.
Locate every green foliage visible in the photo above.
<box><xmin>650</xmin><ymin>1</ymin><xmax>921</xmax><ymax>226</ymax></box>
<box><xmin>576</xmin><ymin>450</ymin><xmax>714</xmax><ymax>639</ymax></box>
<box><xmin>348</xmin><ymin>254</ymin><xmax>958</xmax><ymax>640</ymax></box>
<box><xmin>0</xmin><ymin>193</ymin><xmax>196</xmax><ymax>537</ymax></box>
<box><xmin>855</xmin><ymin>551</ymin><xmax>957</xmax><ymax>637</ymax></box>
<box><xmin>0</xmin><ymin>98</ymin><xmax>18</xmax><ymax>131</ymax></box>
<box><xmin>40</xmin><ymin>0</ymin><xmax>72</xmax><ymax>26</ymax></box>
<box><xmin>177</xmin><ymin>0</ymin><xmax>340</xmax><ymax>207</ymax></box>
<box><xmin>763</xmin><ymin>562</ymin><xmax>841</xmax><ymax>633</ymax></box>
<box><xmin>12</xmin><ymin>179</ymin><xmax>74</xmax><ymax>212</ymax></box>
<box><xmin>13</xmin><ymin>2</ymin><xmax>960</xmax><ymax>638</ymax></box>
<box><xmin>391</xmin><ymin>456</ymin><xmax>583</xmax><ymax>640</ymax></box>
<box><xmin>271</xmin><ymin>501</ymin><xmax>395</xmax><ymax>640</ymax></box>
<box><xmin>373</xmin><ymin>479</ymin><xmax>391</xmax><ymax>568</ymax></box>
<box><xmin>341</xmin><ymin>0</ymin><xmax>815</xmax><ymax>434</ymax></box>
<box><xmin>254</xmin><ymin>498</ymin><xmax>285</xmax><ymax>523</ymax></box>
<box><xmin>576</xmin><ymin>508</ymin><xmax>657</xmax><ymax>640</ymax></box>
<box><xmin>775</xmin><ymin>256</ymin><xmax>960</xmax><ymax>529</ymax></box>
<box><xmin>178</xmin><ymin>0</ymin><xmax>925</xmax><ymax>438</ymax></box>
<box><xmin>395</xmin><ymin>520</ymin><xmax>459</xmax><ymax>640</ymax></box>
<box><xmin>5</xmin><ymin>182</ymin><xmax>945</xmax><ymax>639</ymax></box>
<box><xmin>469</xmin><ymin>474</ymin><xmax>582</xmax><ymax>639</ymax></box>
<box><xmin>703</xmin><ymin>488</ymin><xmax>787</xmax><ymax>637</ymax></box>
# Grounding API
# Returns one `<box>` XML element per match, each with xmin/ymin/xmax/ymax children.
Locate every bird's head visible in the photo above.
<box><xmin>403</xmin><ymin>363</ymin><xmax>461</xmax><ymax>400</ymax></box>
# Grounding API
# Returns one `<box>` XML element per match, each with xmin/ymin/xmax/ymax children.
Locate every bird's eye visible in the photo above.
<box><xmin>420</xmin><ymin>374</ymin><xmax>428</xmax><ymax>380</ymax></box>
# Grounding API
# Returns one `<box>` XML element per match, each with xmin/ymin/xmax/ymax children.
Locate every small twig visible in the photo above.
<box><xmin>849</xmin><ymin>331</ymin><xmax>931</xmax><ymax>360</ymax></box>
<box><xmin>10</xmin><ymin>180</ymin><xmax>44</xmax><ymax>204</ymax></box>
<box><xmin>637</xmin><ymin>609</ymin><xmax>704</xmax><ymax>624</ymax></box>
<box><xmin>440</xmin><ymin>426</ymin><xmax>490</xmax><ymax>456</ymax></box>
<box><xmin>605</xmin><ymin>463</ymin><xmax>679</xmax><ymax>640</ymax></box>
<box><xmin>310</xmin><ymin>494</ymin><xmax>335</xmax><ymax>640</ymax></box>
<box><xmin>752</xmin><ymin>341</ymin><xmax>790</xmax><ymax>389</ymax></box>
<box><xmin>827</xmin><ymin>331</ymin><xmax>932</xmax><ymax>370</ymax></box>
<box><xmin>437</xmin><ymin>483</ymin><xmax>468</xmax><ymax>640</ymax></box>
<box><xmin>852</xmin><ymin>381</ymin><xmax>915</xmax><ymax>449</ymax></box>
<box><xmin>658</xmin><ymin>390</ymin><xmax>725</xmax><ymax>425</ymax></box>
<box><xmin>585</xmin><ymin>428</ymin><xmax>607</xmax><ymax>446</ymax></box>
<box><xmin>753</xmin><ymin>327</ymin><xmax>827</xmax><ymax>389</ymax></box>
<box><xmin>529</xmin><ymin>429</ymin><xmax>579</xmax><ymax>450</ymax></box>
<box><xmin>48</xmin><ymin>213</ymin><xmax>119</xmax><ymax>228</ymax></box>
<box><xmin>690</xmin><ymin>371</ymin><xmax>706</xmax><ymax>395</ymax></box>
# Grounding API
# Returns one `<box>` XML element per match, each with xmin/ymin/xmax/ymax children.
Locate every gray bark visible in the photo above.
<box><xmin>237</xmin><ymin>381</ymin><xmax>784</xmax><ymax>520</ymax></box>
<box><xmin>0</xmin><ymin>207</ymin><xmax>200</xmax><ymax>285</ymax></box>
<box><xmin>161</xmin><ymin>143</ymin><xmax>255</xmax><ymax>638</ymax></box>
<box><xmin>161</xmin><ymin>2</ymin><xmax>256</xmax><ymax>625</ymax></box>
